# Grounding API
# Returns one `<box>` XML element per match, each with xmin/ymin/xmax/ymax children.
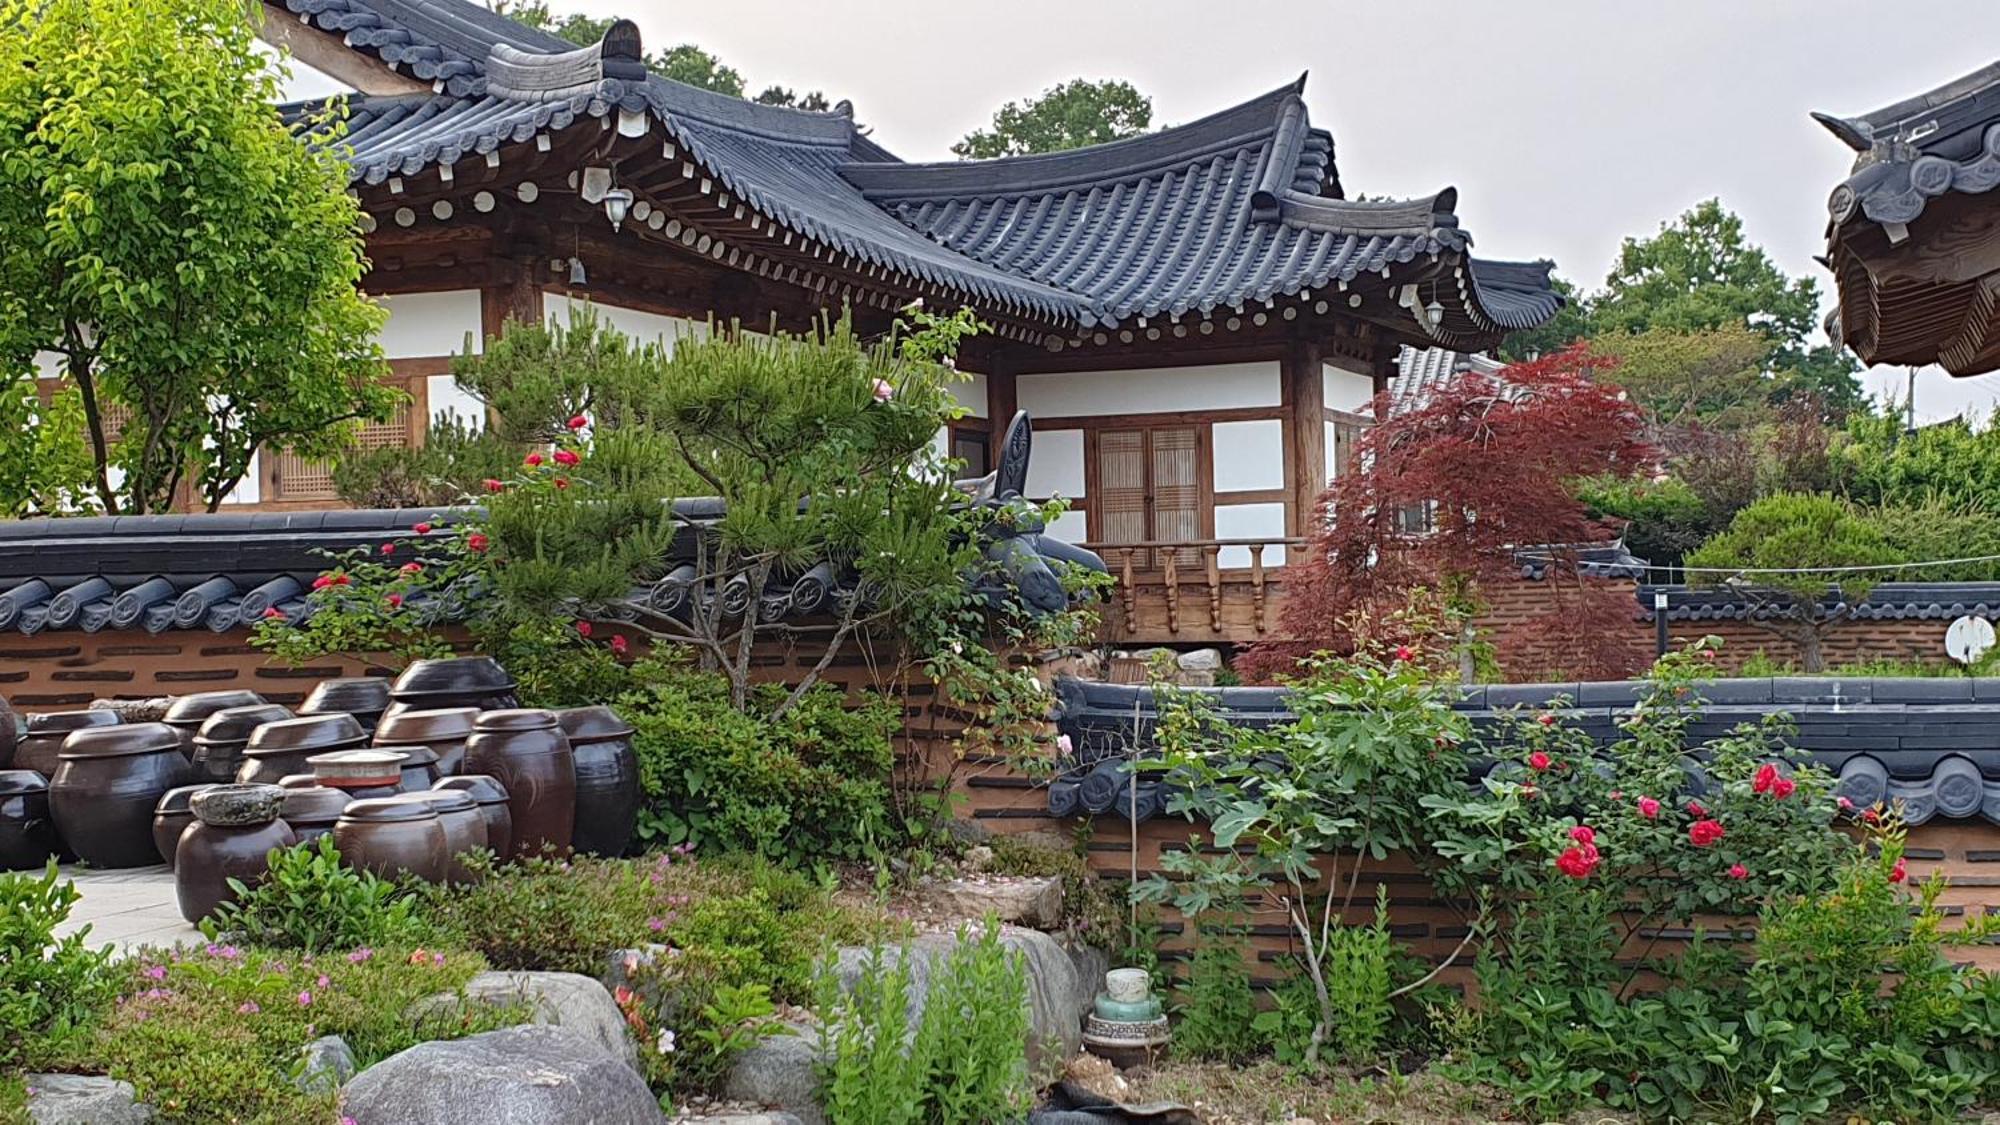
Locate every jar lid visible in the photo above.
<box><xmin>59</xmin><ymin>721</ymin><xmax>184</xmax><ymax>759</ymax></box>
<box><xmin>372</xmin><ymin>707</ymin><xmax>479</xmax><ymax>744</ymax></box>
<box><xmin>154</xmin><ymin>783</ymin><xmax>217</xmax><ymax>815</ymax></box>
<box><xmin>391</xmin><ymin>656</ymin><xmax>515</xmax><ymax>699</ymax></box>
<box><xmin>374</xmin><ymin>743</ymin><xmax>440</xmax><ymax>767</ymax></box>
<box><xmin>26</xmin><ymin>709</ymin><xmax>123</xmax><ymax>737</ymax></box>
<box><xmin>191</xmin><ymin>783</ymin><xmax>285</xmax><ymax>826</ymax></box>
<box><xmin>0</xmin><ymin>769</ymin><xmax>49</xmax><ymax>795</ymax></box>
<box><xmin>161</xmin><ymin>691</ymin><xmax>268</xmax><ymax>729</ymax></box>
<box><xmin>307</xmin><ymin>749</ymin><xmax>407</xmax><ymax>782</ymax></box>
<box><xmin>388</xmin><ymin>789</ymin><xmax>477</xmax><ymax>814</ymax></box>
<box><xmin>337</xmin><ymin>795</ymin><xmax>437</xmax><ymax>823</ymax></box>
<box><xmin>280</xmin><ymin>784</ymin><xmax>353</xmax><ymax>822</ymax></box>
<box><xmin>300</xmin><ymin>677</ymin><xmax>394</xmax><ymax>716</ymax></box>
<box><xmin>556</xmin><ymin>705</ymin><xmax>635</xmax><ymax>742</ymax></box>
<box><xmin>471</xmin><ymin>708</ymin><xmax>559</xmax><ymax>733</ymax></box>
<box><xmin>433</xmin><ymin>774</ymin><xmax>508</xmax><ymax>805</ymax></box>
<box><xmin>244</xmin><ymin>714</ymin><xmax>368</xmax><ymax>753</ymax></box>
<box><xmin>277</xmin><ymin>773</ymin><xmax>320</xmax><ymax>789</ymax></box>
<box><xmin>193</xmin><ymin>704</ymin><xmax>295</xmax><ymax>748</ymax></box>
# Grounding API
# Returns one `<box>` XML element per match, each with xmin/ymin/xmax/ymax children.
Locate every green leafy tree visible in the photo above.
<box><xmin>1592</xmin><ymin>325</ymin><xmax>1774</xmax><ymax>432</ymax></box>
<box><xmin>0</xmin><ymin>0</ymin><xmax>393</xmax><ymax>514</ymax></box>
<box><xmin>1683</xmin><ymin>493</ymin><xmax>1905</xmax><ymax>671</ymax></box>
<box><xmin>952</xmin><ymin>78</ymin><xmax>1152</xmax><ymax>159</ymax></box>
<box><xmin>1837</xmin><ymin>406</ymin><xmax>2000</xmax><ymax>511</ymax></box>
<box><xmin>1593</xmin><ymin>199</ymin><xmax>1860</xmax><ymax>418</ymax></box>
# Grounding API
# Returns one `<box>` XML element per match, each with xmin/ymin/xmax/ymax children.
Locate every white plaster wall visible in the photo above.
<box><xmin>1046</xmin><ymin>509</ymin><xmax>1088</xmax><ymax>544</ymax></box>
<box><xmin>378</xmin><ymin>290</ymin><xmax>483</xmax><ymax>358</ymax></box>
<box><xmin>427</xmin><ymin>374</ymin><xmax>486</xmax><ymax>430</ymax></box>
<box><xmin>1025</xmin><ymin>428</ymin><xmax>1085</xmax><ymax>500</ymax></box>
<box><xmin>1325</xmin><ymin>420</ymin><xmax>1339</xmax><ymax>480</ymax></box>
<box><xmin>949</xmin><ymin>370</ymin><xmax>988</xmax><ymax>419</ymax></box>
<box><xmin>1017</xmin><ymin>361</ymin><xmax>1279</xmax><ymax>417</ymax></box>
<box><xmin>220</xmin><ymin>452</ymin><xmax>260</xmax><ymax>505</ymax></box>
<box><xmin>1215</xmin><ymin>502</ymin><xmax>1287</xmax><ymax>567</ymax></box>
<box><xmin>33</xmin><ymin>351</ymin><xmax>63</xmax><ymax>380</ymax></box>
<box><xmin>1212</xmin><ymin>419</ymin><xmax>1286</xmax><ymax>493</ymax></box>
<box><xmin>548</xmin><ymin>298</ymin><xmax>703</xmax><ymax>351</ymax></box>
<box><xmin>1322</xmin><ymin>360</ymin><xmax>1375</xmax><ymax>414</ymax></box>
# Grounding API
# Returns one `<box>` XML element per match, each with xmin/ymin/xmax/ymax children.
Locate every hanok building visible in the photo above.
<box><xmin>243</xmin><ymin>0</ymin><xmax>1563</xmax><ymax>645</ymax></box>
<box><xmin>1818</xmin><ymin>61</ymin><xmax>2000</xmax><ymax>376</ymax></box>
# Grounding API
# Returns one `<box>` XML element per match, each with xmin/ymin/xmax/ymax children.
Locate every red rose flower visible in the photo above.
<box><xmin>553</xmin><ymin>449</ymin><xmax>580</xmax><ymax>467</ymax></box>
<box><xmin>553</xmin><ymin>477</ymin><xmax>570</xmax><ymax>490</ymax></box>
<box><xmin>1527</xmin><ymin>751</ymin><xmax>1552</xmax><ymax>772</ymax></box>
<box><xmin>465</xmin><ymin>532</ymin><xmax>489</xmax><ymax>553</ymax></box>
<box><xmin>400</xmin><ymin>562</ymin><xmax>422</xmax><ymax>575</ymax></box>
<box><xmin>1637</xmin><ymin>796</ymin><xmax>1660</xmax><ymax>819</ymax></box>
<box><xmin>575</xmin><ymin>620</ymin><xmax>593</xmax><ymax>638</ymax></box>
<box><xmin>1728</xmin><ymin>863</ymin><xmax>1748</xmax><ymax>880</ymax></box>
<box><xmin>567</xmin><ymin>415</ymin><xmax>588</xmax><ymax>430</ymax></box>
<box><xmin>525</xmin><ymin>452</ymin><xmax>544</xmax><ymax>467</ymax></box>
<box><xmin>1688</xmin><ymin>819</ymin><xmax>1725</xmax><ymax>848</ymax></box>
<box><xmin>1686</xmin><ymin>800</ymin><xmax>1707</xmax><ymax>818</ymax></box>
<box><xmin>609</xmin><ymin>635</ymin><xmax>629</xmax><ymax>656</ymax></box>
<box><xmin>1862</xmin><ymin>807</ymin><xmax>1881</xmax><ymax>824</ymax></box>
<box><xmin>1889</xmin><ymin>856</ymin><xmax>1908</xmax><ymax>884</ymax></box>
<box><xmin>1393</xmin><ymin>645</ymin><xmax>1414</xmax><ymax>662</ymax></box>
<box><xmin>1555</xmin><ymin>845</ymin><xmax>1600</xmax><ymax>879</ymax></box>
<box><xmin>1537</xmin><ymin>713</ymin><xmax>1556</xmax><ymax>727</ymax></box>
<box><xmin>385</xmin><ymin>594</ymin><xmax>403</xmax><ymax>609</ymax></box>
<box><xmin>413</xmin><ymin>522</ymin><xmax>433</xmax><ymax>535</ymax></box>
<box><xmin>483</xmin><ymin>479</ymin><xmax>505</xmax><ymax>494</ymax></box>
<box><xmin>1772</xmin><ymin>777</ymin><xmax>1796</xmax><ymax>799</ymax></box>
<box><xmin>1569</xmin><ymin>825</ymin><xmax>1596</xmax><ymax>846</ymax></box>
<box><xmin>262</xmin><ymin>607</ymin><xmax>284</xmax><ymax>620</ymax></box>
<box><xmin>312</xmin><ymin>575</ymin><xmax>333</xmax><ymax>591</ymax></box>
<box><xmin>1837</xmin><ymin>796</ymin><xmax>1854</xmax><ymax>812</ymax></box>
<box><xmin>381</xmin><ymin>543</ymin><xmax>396</xmax><ymax>556</ymax></box>
<box><xmin>1753</xmin><ymin>763</ymin><xmax>1778</xmax><ymax>794</ymax></box>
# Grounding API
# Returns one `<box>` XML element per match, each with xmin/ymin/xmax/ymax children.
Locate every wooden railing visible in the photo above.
<box><xmin>1080</xmin><ymin>537</ymin><xmax>1306</xmax><ymax>641</ymax></box>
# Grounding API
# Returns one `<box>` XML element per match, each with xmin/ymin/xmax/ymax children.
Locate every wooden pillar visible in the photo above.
<box><xmin>1369</xmin><ymin>339</ymin><xmax>1400</xmax><ymax>422</ymax></box>
<box><xmin>1283</xmin><ymin>339</ymin><xmax>1325</xmax><ymax>536</ymax></box>
<box><xmin>481</xmin><ymin>257</ymin><xmax>545</xmax><ymax>345</ymax></box>
<box><xmin>986</xmin><ymin>351</ymin><xmax>1019</xmax><ymax>440</ymax></box>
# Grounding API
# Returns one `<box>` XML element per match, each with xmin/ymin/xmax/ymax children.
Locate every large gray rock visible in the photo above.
<box><xmin>720</xmin><ymin>1023</ymin><xmax>822</xmax><ymax>1125</ymax></box>
<box><xmin>345</xmin><ymin>1025</ymin><xmax>662</xmax><ymax>1125</ymax></box>
<box><xmin>934</xmin><ymin>876</ymin><xmax>1064</xmax><ymax>930</ymax></box>
<box><xmin>411</xmin><ymin>970</ymin><xmax>636</xmax><ymax>1067</ymax></box>
<box><xmin>24</xmin><ymin>1074</ymin><xmax>152</xmax><ymax>1124</ymax></box>
<box><xmin>294</xmin><ymin>1034</ymin><xmax>356</xmax><ymax>1094</ymax></box>
<box><xmin>833</xmin><ymin>925</ymin><xmax>1086</xmax><ymax>1066</ymax></box>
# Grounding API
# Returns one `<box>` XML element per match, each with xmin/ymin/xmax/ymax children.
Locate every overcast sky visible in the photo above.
<box><xmin>287</xmin><ymin>1</ymin><xmax>2000</xmax><ymax>422</ymax></box>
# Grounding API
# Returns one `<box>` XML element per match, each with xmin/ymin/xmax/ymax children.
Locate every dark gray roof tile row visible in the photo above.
<box><xmin>1640</xmin><ymin>583</ymin><xmax>2000</xmax><ymax>623</ymax></box>
<box><xmin>1818</xmin><ymin>61</ymin><xmax>2000</xmax><ymax>228</ymax></box>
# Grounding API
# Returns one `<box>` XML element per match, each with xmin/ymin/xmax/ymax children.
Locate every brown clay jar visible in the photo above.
<box><xmin>175</xmin><ymin>784</ymin><xmax>294</xmax><ymax>923</ymax></box>
<box><xmin>0</xmin><ymin>693</ymin><xmax>19</xmax><ymax>770</ymax></box>
<box><xmin>0</xmin><ymin>770</ymin><xmax>58</xmax><ymax>870</ymax></box>
<box><xmin>373</xmin><ymin>707</ymin><xmax>479</xmax><ymax>776</ymax></box>
<box><xmin>151</xmin><ymin>784</ymin><xmax>217</xmax><ymax>868</ymax></box>
<box><xmin>51</xmin><ymin>722</ymin><xmax>193</xmax><ymax>868</ymax></box>
<box><xmin>462</xmin><ymin>709</ymin><xmax>574</xmax><ymax>859</ymax></box>
<box><xmin>161</xmin><ymin>691</ymin><xmax>268</xmax><ymax>756</ymax></box>
<box><xmin>17</xmin><ymin>710</ymin><xmax>123</xmax><ymax>778</ymax></box>
<box><xmin>190</xmin><ymin>704</ymin><xmax>293</xmax><ymax>784</ymax></box>
<box><xmin>433</xmin><ymin>774</ymin><xmax>512</xmax><ymax>860</ymax></box>
<box><xmin>389</xmin><ymin>656</ymin><xmax>519</xmax><ymax>713</ymax></box>
<box><xmin>386</xmin><ymin>790</ymin><xmax>486</xmax><ymax>885</ymax></box>
<box><xmin>307</xmin><ymin>749</ymin><xmax>406</xmax><ymax>801</ymax></box>
<box><xmin>298</xmin><ymin>677</ymin><xmax>393</xmax><ymax>735</ymax></box>
<box><xmin>556</xmin><ymin>707</ymin><xmax>640</xmax><ymax>858</ymax></box>
<box><xmin>278</xmin><ymin>784</ymin><xmax>352</xmax><ymax>847</ymax></box>
<box><xmin>333</xmin><ymin>796</ymin><xmax>448</xmax><ymax>883</ymax></box>
<box><xmin>237</xmin><ymin>714</ymin><xmax>368</xmax><ymax>785</ymax></box>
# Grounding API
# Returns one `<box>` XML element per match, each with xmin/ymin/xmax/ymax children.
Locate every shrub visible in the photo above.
<box><xmin>1172</xmin><ymin>937</ymin><xmax>1259</xmax><ymax>1063</ymax></box>
<box><xmin>984</xmin><ymin>833</ymin><xmax>1122</xmax><ymax>950</ymax></box>
<box><xmin>201</xmin><ymin>837</ymin><xmax>430</xmax><ymax>953</ymax></box>
<box><xmin>48</xmin><ymin>943</ymin><xmax>515</xmax><ymax>1124</ymax></box>
<box><xmin>0</xmin><ymin>862</ymin><xmax>118</xmax><ymax>1068</ymax></box>
<box><xmin>330</xmin><ymin>414</ymin><xmax>521</xmax><ymax>509</ymax></box>
<box><xmin>816</xmin><ymin>917</ymin><xmax>1030</xmax><ymax>1125</ymax></box>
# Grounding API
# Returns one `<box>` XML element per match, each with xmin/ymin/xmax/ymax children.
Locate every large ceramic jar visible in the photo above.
<box><xmin>151</xmin><ymin>784</ymin><xmax>217</xmax><ymax>868</ymax></box>
<box><xmin>462</xmin><ymin>709</ymin><xmax>574</xmax><ymax>859</ymax></box>
<box><xmin>372</xmin><ymin>744</ymin><xmax>441</xmax><ymax>791</ymax></box>
<box><xmin>306</xmin><ymin>749</ymin><xmax>405</xmax><ymax>800</ymax></box>
<box><xmin>433</xmin><ymin>774</ymin><xmax>512</xmax><ymax>860</ymax></box>
<box><xmin>161</xmin><ymin>691</ymin><xmax>268</xmax><ymax>756</ymax></box>
<box><xmin>50</xmin><ymin>722</ymin><xmax>193</xmax><ymax>868</ymax></box>
<box><xmin>0</xmin><ymin>770</ymin><xmax>58</xmax><ymax>870</ymax></box>
<box><xmin>386</xmin><ymin>790</ymin><xmax>486</xmax><ymax>885</ymax></box>
<box><xmin>373</xmin><ymin>707</ymin><xmax>479</xmax><ymax>776</ymax></box>
<box><xmin>387</xmin><ymin>656</ymin><xmax>518</xmax><ymax>715</ymax></box>
<box><xmin>16</xmin><ymin>710</ymin><xmax>122</xmax><ymax>778</ymax></box>
<box><xmin>332</xmin><ymin>796</ymin><xmax>447</xmax><ymax>882</ymax></box>
<box><xmin>278</xmin><ymin>784</ymin><xmax>351</xmax><ymax>847</ymax></box>
<box><xmin>175</xmin><ymin>784</ymin><xmax>294</xmax><ymax>923</ymax></box>
<box><xmin>0</xmin><ymin>693</ymin><xmax>19</xmax><ymax>769</ymax></box>
<box><xmin>556</xmin><ymin>707</ymin><xmax>639</xmax><ymax>858</ymax></box>
<box><xmin>237</xmin><ymin>714</ymin><xmax>368</xmax><ymax>785</ymax></box>
<box><xmin>189</xmin><ymin>704</ymin><xmax>294</xmax><ymax>784</ymax></box>
<box><xmin>299</xmin><ymin>678</ymin><xmax>393</xmax><ymax>735</ymax></box>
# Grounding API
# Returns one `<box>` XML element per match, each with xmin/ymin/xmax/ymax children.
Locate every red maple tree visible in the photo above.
<box><xmin>1241</xmin><ymin>344</ymin><xmax>1655</xmax><ymax>681</ymax></box>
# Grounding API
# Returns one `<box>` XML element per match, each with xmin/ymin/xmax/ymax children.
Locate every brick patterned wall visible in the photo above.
<box><xmin>0</xmin><ymin>631</ymin><xmax>394</xmax><ymax>709</ymax></box>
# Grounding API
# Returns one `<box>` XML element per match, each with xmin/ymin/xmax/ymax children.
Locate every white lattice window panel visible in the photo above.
<box><xmin>271</xmin><ymin>400</ymin><xmax>413</xmax><ymax>503</ymax></box>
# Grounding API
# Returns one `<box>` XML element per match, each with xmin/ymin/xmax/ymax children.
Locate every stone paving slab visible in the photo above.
<box><xmin>50</xmin><ymin>864</ymin><xmax>202</xmax><ymax>956</ymax></box>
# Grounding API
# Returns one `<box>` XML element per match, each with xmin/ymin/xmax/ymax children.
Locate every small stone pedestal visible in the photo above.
<box><xmin>1080</xmin><ymin>967</ymin><xmax>1169</xmax><ymax>1068</ymax></box>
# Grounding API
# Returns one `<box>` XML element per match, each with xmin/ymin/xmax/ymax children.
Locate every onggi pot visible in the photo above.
<box><xmin>175</xmin><ymin>784</ymin><xmax>294</xmax><ymax>923</ymax></box>
<box><xmin>388</xmin><ymin>657</ymin><xmax>518</xmax><ymax>713</ymax></box>
<box><xmin>0</xmin><ymin>770</ymin><xmax>58</xmax><ymax>870</ymax></box>
<box><xmin>299</xmin><ymin>677</ymin><xmax>393</xmax><ymax>735</ymax></box>
<box><xmin>151</xmin><ymin>783</ymin><xmax>217</xmax><ymax>868</ymax></box>
<box><xmin>371</xmin><ymin>743</ymin><xmax>441</xmax><ymax>791</ymax></box>
<box><xmin>385</xmin><ymin>790</ymin><xmax>486</xmax><ymax>885</ymax></box>
<box><xmin>161</xmin><ymin>691</ymin><xmax>268</xmax><ymax>756</ymax></box>
<box><xmin>50</xmin><ymin>722</ymin><xmax>193</xmax><ymax>868</ymax></box>
<box><xmin>190</xmin><ymin>704</ymin><xmax>294</xmax><ymax>784</ymax></box>
<box><xmin>332</xmin><ymin>796</ymin><xmax>448</xmax><ymax>883</ymax></box>
<box><xmin>462</xmin><ymin>709</ymin><xmax>574</xmax><ymax>859</ymax></box>
<box><xmin>279</xmin><ymin>784</ymin><xmax>352</xmax><ymax>847</ymax></box>
<box><xmin>16</xmin><ymin>710</ymin><xmax>123</xmax><ymax>779</ymax></box>
<box><xmin>0</xmin><ymin>693</ymin><xmax>19</xmax><ymax>769</ymax></box>
<box><xmin>373</xmin><ymin>707</ymin><xmax>479</xmax><ymax>776</ymax></box>
<box><xmin>237</xmin><ymin>714</ymin><xmax>368</xmax><ymax>785</ymax></box>
<box><xmin>433</xmin><ymin>774</ymin><xmax>512</xmax><ymax>860</ymax></box>
<box><xmin>306</xmin><ymin>748</ymin><xmax>406</xmax><ymax>801</ymax></box>
<box><xmin>556</xmin><ymin>706</ymin><xmax>639</xmax><ymax>858</ymax></box>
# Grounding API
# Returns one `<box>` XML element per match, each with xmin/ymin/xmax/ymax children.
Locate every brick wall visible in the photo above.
<box><xmin>0</xmin><ymin>630</ymin><xmax>391</xmax><ymax>709</ymax></box>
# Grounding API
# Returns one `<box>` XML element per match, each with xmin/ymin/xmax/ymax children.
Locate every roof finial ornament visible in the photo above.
<box><xmin>601</xmin><ymin>19</ymin><xmax>643</xmax><ymax>61</ymax></box>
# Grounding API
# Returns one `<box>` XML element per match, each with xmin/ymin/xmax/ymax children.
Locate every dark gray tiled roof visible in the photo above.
<box><xmin>1516</xmin><ymin>544</ymin><xmax>1649</xmax><ymax>582</ymax></box>
<box><xmin>1048</xmin><ymin>677</ymin><xmax>2000</xmax><ymax>826</ymax></box>
<box><xmin>274</xmin><ymin>0</ymin><xmax>1562</xmax><ymax>338</ymax></box>
<box><xmin>1640</xmin><ymin>583</ymin><xmax>2000</xmax><ymax>623</ymax></box>
<box><xmin>1817</xmin><ymin>60</ymin><xmax>2000</xmax><ymax>228</ymax></box>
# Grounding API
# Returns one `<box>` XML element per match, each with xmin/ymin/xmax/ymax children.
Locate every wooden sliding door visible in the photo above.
<box><xmin>1089</xmin><ymin>423</ymin><xmax>1205</xmax><ymax>568</ymax></box>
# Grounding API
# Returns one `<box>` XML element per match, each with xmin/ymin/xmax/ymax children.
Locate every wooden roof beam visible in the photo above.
<box><xmin>257</xmin><ymin>3</ymin><xmax>427</xmax><ymax>97</ymax></box>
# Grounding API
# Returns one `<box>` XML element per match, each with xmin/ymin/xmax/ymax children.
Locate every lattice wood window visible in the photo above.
<box><xmin>268</xmin><ymin>388</ymin><xmax>418</xmax><ymax>504</ymax></box>
<box><xmin>1092</xmin><ymin>424</ymin><xmax>1202</xmax><ymax>569</ymax></box>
